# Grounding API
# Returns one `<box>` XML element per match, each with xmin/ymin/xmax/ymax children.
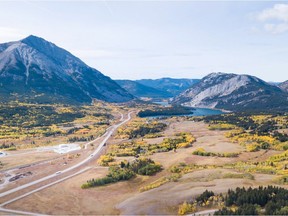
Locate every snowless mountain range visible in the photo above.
<box><xmin>0</xmin><ymin>35</ymin><xmax>133</xmax><ymax>104</ymax></box>
<box><xmin>279</xmin><ymin>80</ymin><xmax>288</xmax><ymax>92</ymax></box>
<box><xmin>0</xmin><ymin>35</ymin><xmax>287</xmax><ymax>111</ymax></box>
<box><xmin>172</xmin><ymin>73</ymin><xmax>288</xmax><ymax>111</ymax></box>
<box><xmin>115</xmin><ymin>78</ymin><xmax>200</xmax><ymax>99</ymax></box>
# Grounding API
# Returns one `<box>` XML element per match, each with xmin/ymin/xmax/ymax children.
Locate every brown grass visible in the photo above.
<box><xmin>2</xmin><ymin>119</ymin><xmax>286</xmax><ymax>215</ymax></box>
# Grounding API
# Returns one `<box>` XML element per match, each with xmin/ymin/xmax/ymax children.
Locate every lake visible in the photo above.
<box><xmin>152</xmin><ymin>101</ymin><xmax>224</xmax><ymax>117</ymax></box>
<box><xmin>190</xmin><ymin>107</ymin><xmax>224</xmax><ymax>116</ymax></box>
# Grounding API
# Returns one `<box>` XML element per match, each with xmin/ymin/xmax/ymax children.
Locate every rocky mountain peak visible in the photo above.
<box><xmin>172</xmin><ymin>72</ymin><xmax>288</xmax><ymax>111</ymax></box>
<box><xmin>0</xmin><ymin>36</ymin><xmax>134</xmax><ymax>104</ymax></box>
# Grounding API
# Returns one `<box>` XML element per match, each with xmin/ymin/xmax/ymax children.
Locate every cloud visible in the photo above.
<box><xmin>264</xmin><ymin>23</ymin><xmax>288</xmax><ymax>34</ymax></box>
<box><xmin>257</xmin><ymin>4</ymin><xmax>288</xmax><ymax>22</ymax></box>
<box><xmin>256</xmin><ymin>4</ymin><xmax>288</xmax><ymax>34</ymax></box>
<box><xmin>0</xmin><ymin>27</ymin><xmax>25</xmax><ymax>42</ymax></box>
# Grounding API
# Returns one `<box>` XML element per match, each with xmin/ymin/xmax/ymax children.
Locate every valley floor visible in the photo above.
<box><xmin>0</xmin><ymin>114</ymin><xmax>287</xmax><ymax>215</ymax></box>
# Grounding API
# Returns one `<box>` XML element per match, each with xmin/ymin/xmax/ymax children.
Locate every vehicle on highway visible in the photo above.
<box><xmin>55</xmin><ymin>171</ymin><xmax>61</xmax><ymax>175</ymax></box>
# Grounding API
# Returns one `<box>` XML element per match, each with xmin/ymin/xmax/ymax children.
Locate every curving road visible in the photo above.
<box><xmin>84</xmin><ymin>112</ymin><xmax>123</xmax><ymax>149</ymax></box>
<box><xmin>0</xmin><ymin>111</ymin><xmax>133</xmax><ymax>202</ymax></box>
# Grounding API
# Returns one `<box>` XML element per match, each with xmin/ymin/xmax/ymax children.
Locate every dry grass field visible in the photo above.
<box><xmin>2</xmin><ymin>117</ymin><xmax>286</xmax><ymax>215</ymax></box>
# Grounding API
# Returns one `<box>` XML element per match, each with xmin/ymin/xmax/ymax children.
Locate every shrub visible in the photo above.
<box><xmin>97</xmin><ymin>155</ymin><xmax>114</xmax><ymax>166</ymax></box>
<box><xmin>223</xmin><ymin>172</ymin><xmax>254</xmax><ymax>180</ymax></box>
<box><xmin>137</xmin><ymin>163</ymin><xmax>162</xmax><ymax>176</ymax></box>
<box><xmin>131</xmin><ymin>158</ymin><xmax>162</xmax><ymax>175</ymax></box>
<box><xmin>81</xmin><ymin>166</ymin><xmax>135</xmax><ymax>188</ymax></box>
<box><xmin>208</xmin><ymin>123</ymin><xmax>236</xmax><ymax>130</ymax></box>
<box><xmin>178</xmin><ymin>201</ymin><xmax>196</xmax><ymax>215</ymax></box>
<box><xmin>192</xmin><ymin>148</ymin><xmax>239</xmax><ymax>157</ymax></box>
<box><xmin>82</xmin><ymin>158</ymin><xmax>162</xmax><ymax>189</ymax></box>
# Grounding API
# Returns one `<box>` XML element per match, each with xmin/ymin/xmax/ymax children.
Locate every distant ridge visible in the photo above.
<box><xmin>115</xmin><ymin>80</ymin><xmax>173</xmax><ymax>98</ymax></box>
<box><xmin>0</xmin><ymin>35</ymin><xmax>134</xmax><ymax>104</ymax></box>
<box><xmin>172</xmin><ymin>72</ymin><xmax>288</xmax><ymax>112</ymax></box>
<box><xmin>279</xmin><ymin>80</ymin><xmax>288</xmax><ymax>92</ymax></box>
<box><xmin>136</xmin><ymin>78</ymin><xmax>200</xmax><ymax>96</ymax></box>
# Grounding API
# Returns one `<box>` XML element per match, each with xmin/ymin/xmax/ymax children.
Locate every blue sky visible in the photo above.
<box><xmin>0</xmin><ymin>1</ymin><xmax>287</xmax><ymax>82</ymax></box>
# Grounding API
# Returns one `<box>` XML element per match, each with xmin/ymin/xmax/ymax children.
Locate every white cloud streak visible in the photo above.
<box><xmin>257</xmin><ymin>4</ymin><xmax>288</xmax><ymax>22</ymax></box>
<box><xmin>256</xmin><ymin>4</ymin><xmax>288</xmax><ymax>34</ymax></box>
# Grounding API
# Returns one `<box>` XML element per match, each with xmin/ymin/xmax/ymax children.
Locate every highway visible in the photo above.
<box><xmin>0</xmin><ymin>167</ymin><xmax>91</xmax><ymax>207</ymax></box>
<box><xmin>0</xmin><ymin>207</ymin><xmax>48</xmax><ymax>216</ymax></box>
<box><xmin>0</xmin><ymin>111</ymin><xmax>133</xmax><ymax>204</ymax></box>
<box><xmin>84</xmin><ymin>113</ymin><xmax>123</xmax><ymax>149</ymax></box>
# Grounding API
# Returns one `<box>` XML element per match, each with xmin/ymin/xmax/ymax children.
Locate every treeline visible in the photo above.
<box><xmin>178</xmin><ymin>186</ymin><xmax>288</xmax><ymax>215</ymax></box>
<box><xmin>127</xmin><ymin>123</ymin><xmax>167</xmax><ymax>139</ymax></box>
<box><xmin>81</xmin><ymin>166</ymin><xmax>135</xmax><ymax>188</ymax></box>
<box><xmin>203</xmin><ymin>113</ymin><xmax>287</xmax><ymax>133</ymax></box>
<box><xmin>204</xmin><ymin>113</ymin><xmax>266</xmax><ymax>131</ymax></box>
<box><xmin>204</xmin><ymin>113</ymin><xmax>288</xmax><ymax>148</ymax></box>
<box><xmin>0</xmin><ymin>105</ymin><xmax>84</xmax><ymax>128</ymax></box>
<box><xmin>274</xmin><ymin>131</ymin><xmax>288</xmax><ymax>142</ymax></box>
<box><xmin>0</xmin><ymin>103</ymin><xmax>112</xmax><ymax>135</ymax></box>
<box><xmin>192</xmin><ymin>148</ymin><xmax>239</xmax><ymax>157</ymax></box>
<box><xmin>92</xmin><ymin>113</ymin><xmax>112</xmax><ymax>119</ymax></box>
<box><xmin>178</xmin><ymin>189</ymin><xmax>221</xmax><ymax>215</ymax></box>
<box><xmin>67</xmin><ymin>135</ymin><xmax>95</xmax><ymax>143</ymax></box>
<box><xmin>138</xmin><ymin>106</ymin><xmax>194</xmax><ymax>117</ymax></box>
<box><xmin>81</xmin><ymin>158</ymin><xmax>162</xmax><ymax>188</ymax></box>
<box><xmin>0</xmin><ymin>143</ymin><xmax>15</xmax><ymax>149</ymax></box>
<box><xmin>215</xmin><ymin>186</ymin><xmax>288</xmax><ymax>215</ymax></box>
<box><xmin>110</xmin><ymin>132</ymin><xmax>195</xmax><ymax>157</ymax></box>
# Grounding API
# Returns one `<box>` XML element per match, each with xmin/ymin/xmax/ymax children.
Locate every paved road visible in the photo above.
<box><xmin>0</xmin><ymin>111</ymin><xmax>132</xmax><ymax>200</ymax></box>
<box><xmin>83</xmin><ymin>112</ymin><xmax>124</xmax><ymax>149</ymax></box>
<box><xmin>0</xmin><ymin>167</ymin><xmax>91</xmax><ymax>207</ymax></box>
<box><xmin>189</xmin><ymin>209</ymin><xmax>218</xmax><ymax>216</ymax></box>
<box><xmin>0</xmin><ymin>207</ymin><xmax>48</xmax><ymax>216</ymax></box>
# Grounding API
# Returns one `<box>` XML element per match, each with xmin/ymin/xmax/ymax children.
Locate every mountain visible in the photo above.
<box><xmin>172</xmin><ymin>72</ymin><xmax>288</xmax><ymax>111</ymax></box>
<box><xmin>268</xmin><ymin>81</ymin><xmax>281</xmax><ymax>86</ymax></box>
<box><xmin>136</xmin><ymin>78</ymin><xmax>200</xmax><ymax>96</ymax></box>
<box><xmin>0</xmin><ymin>35</ymin><xmax>134</xmax><ymax>104</ymax></box>
<box><xmin>279</xmin><ymin>80</ymin><xmax>288</xmax><ymax>92</ymax></box>
<box><xmin>115</xmin><ymin>80</ymin><xmax>172</xmax><ymax>98</ymax></box>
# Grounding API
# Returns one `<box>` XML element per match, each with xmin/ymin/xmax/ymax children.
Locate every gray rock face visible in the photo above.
<box><xmin>279</xmin><ymin>80</ymin><xmax>288</xmax><ymax>92</ymax></box>
<box><xmin>172</xmin><ymin>72</ymin><xmax>288</xmax><ymax>111</ymax></box>
<box><xmin>0</xmin><ymin>35</ymin><xmax>134</xmax><ymax>104</ymax></box>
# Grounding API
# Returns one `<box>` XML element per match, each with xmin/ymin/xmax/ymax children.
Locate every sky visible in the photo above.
<box><xmin>0</xmin><ymin>0</ymin><xmax>288</xmax><ymax>82</ymax></box>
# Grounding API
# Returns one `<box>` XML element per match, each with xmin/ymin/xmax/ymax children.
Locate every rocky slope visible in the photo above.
<box><xmin>279</xmin><ymin>80</ymin><xmax>288</xmax><ymax>92</ymax></box>
<box><xmin>172</xmin><ymin>72</ymin><xmax>288</xmax><ymax>111</ymax></box>
<box><xmin>0</xmin><ymin>35</ymin><xmax>134</xmax><ymax>104</ymax></box>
